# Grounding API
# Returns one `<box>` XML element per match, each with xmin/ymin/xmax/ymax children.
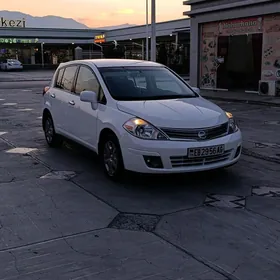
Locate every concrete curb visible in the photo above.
<box><xmin>204</xmin><ymin>96</ymin><xmax>280</xmax><ymax>108</ymax></box>
<box><xmin>242</xmin><ymin>148</ymin><xmax>280</xmax><ymax>164</ymax></box>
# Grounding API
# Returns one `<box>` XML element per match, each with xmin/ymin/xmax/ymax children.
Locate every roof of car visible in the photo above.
<box><xmin>61</xmin><ymin>59</ymin><xmax>162</xmax><ymax>68</ymax></box>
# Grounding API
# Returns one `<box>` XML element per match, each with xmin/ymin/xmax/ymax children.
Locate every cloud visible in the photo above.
<box><xmin>115</xmin><ymin>9</ymin><xmax>135</xmax><ymax>15</ymax></box>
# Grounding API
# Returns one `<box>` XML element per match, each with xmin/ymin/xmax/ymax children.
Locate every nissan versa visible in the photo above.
<box><xmin>42</xmin><ymin>59</ymin><xmax>242</xmax><ymax>180</ymax></box>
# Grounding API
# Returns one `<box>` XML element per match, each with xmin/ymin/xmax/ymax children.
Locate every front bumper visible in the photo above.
<box><xmin>120</xmin><ymin>130</ymin><xmax>242</xmax><ymax>174</ymax></box>
<box><xmin>7</xmin><ymin>65</ymin><xmax>23</xmax><ymax>70</ymax></box>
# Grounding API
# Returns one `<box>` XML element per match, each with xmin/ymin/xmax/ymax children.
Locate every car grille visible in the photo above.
<box><xmin>160</xmin><ymin>122</ymin><xmax>229</xmax><ymax>141</ymax></box>
<box><xmin>170</xmin><ymin>149</ymin><xmax>233</xmax><ymax>168</ymax></box>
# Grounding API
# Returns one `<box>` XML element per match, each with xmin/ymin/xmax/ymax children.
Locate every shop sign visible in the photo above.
<box><xmin>0</xmin><ymin>38</ymin><xmax>39</xmax><ymax>44</ymax></box>
<box><xmin>94</xmin><ymin>34</ymin><xmax>105</xmax><ymax>43</ymax></box>
<box><xmin>0</xmin><ymin>17</ymin><xmax>26</xmax><ymax>28</ymax></box>
<box><xmin>218</xmin><ymin>17</ymin><xmax>263</xmax><ymax>35</ymax></box>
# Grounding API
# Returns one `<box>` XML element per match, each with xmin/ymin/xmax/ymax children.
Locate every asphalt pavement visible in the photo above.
<box><xmin>0</xmin><ymin>82</ymin><xmax>280</xmax><ymax>280</ymax></box>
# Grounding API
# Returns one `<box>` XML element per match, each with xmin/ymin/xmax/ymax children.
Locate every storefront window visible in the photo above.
<box><xmin>200</xmin><ymin>17</ymin><xmax>264</xmax><ymax>91</ymax></box>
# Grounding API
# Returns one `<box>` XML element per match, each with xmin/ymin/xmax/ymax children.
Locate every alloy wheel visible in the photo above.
<box><xmin>103</xmin><ymin>140</ymin><xmax>118</xmax><ymax>177</ymax></box>
<box><xmin>45</xmin><ymin>118</ymin><xmax>54</xmax><ymax>144</ymax></box>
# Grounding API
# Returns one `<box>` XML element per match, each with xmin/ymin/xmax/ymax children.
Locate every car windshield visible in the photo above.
<box><xmin>99</xmin><ymin>66</ymin><xmax>197</xmax><ymax>101</ymax></box>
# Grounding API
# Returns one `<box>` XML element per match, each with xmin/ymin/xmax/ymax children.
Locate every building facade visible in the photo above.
<box><xmin>0</xmin><ymin>27</ymin><xmax>106</xmax><ymax>68</ymax></box>
<box><xmin>0</xmin><ymin>18</ymin><xmax>191</xmax><ymax>75</ymax></box>
<box><xmin>104</xmin><ymin>19</ymin><xmax>191</xmax><ymax>76</ymax></box>
<box><xmin>184</xmin><ymin>0</ymin><xmax>280</xmax><ymax>94</ymax></box>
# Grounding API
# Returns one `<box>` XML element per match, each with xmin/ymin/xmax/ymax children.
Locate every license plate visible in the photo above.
<box><xmin>188</xmin><ymin>145</ymin><xmax>225</xmax><ymax>158</ymax></box>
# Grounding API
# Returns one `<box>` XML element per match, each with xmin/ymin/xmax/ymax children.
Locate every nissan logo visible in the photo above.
<box><xmin>198</xmin><ymin>130</ymin><xmax>207</xmax><ymax>139</ymax></box>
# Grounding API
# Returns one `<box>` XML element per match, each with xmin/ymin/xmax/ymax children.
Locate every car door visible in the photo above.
<box><xmin>51</xmin><ymin>65</ymin><xmax>78</xmax><ymax>135</ymax></box>
<box><xmin>48</xmin><ymin>67</ymin><xmax>65</xmax><ymax>132</ymax></box>
<box><xmin>69</xmin><ymin>65</ymin><xmax>105</xmax><ymax>150</ymax></box>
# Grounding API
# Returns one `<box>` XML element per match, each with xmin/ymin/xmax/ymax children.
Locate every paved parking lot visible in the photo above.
<box><xmin>0</xmin><ymin>70</ymin><xmax>54</xmax><ymax>83</ymax></box>
<box><xmin>0</xmin><ymin>84</ymin><xmax>280</xmax><ymax>279</ymax></box>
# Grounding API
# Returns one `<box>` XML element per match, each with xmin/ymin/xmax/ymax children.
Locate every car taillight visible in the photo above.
<box><xmin>43</xmin><ymin>86</ymin><xmax>50</xmax><ymax>95</ymax></box>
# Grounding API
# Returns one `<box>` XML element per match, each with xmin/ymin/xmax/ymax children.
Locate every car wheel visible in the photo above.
<box><xmin>43</xmin><ymin>114</ymin><xmax>63</xmax><ymax>148</ymax></box>
<box><xmin>101</xmin><ymin>134</ymin><xmax>124</xmax><ymax>181</ymax></box>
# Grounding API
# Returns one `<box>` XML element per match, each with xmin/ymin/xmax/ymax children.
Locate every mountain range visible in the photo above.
<box><xmin>0</xmin><ymin>11</ymin><xmax>136</xmax><ymax>30</ymax></box>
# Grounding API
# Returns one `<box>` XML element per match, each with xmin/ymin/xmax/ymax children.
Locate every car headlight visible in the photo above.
<box><xmin>123</xmin><ymin>118</ymin><xmax>168</xmax><ymax>140</ymax></box>
<box><xmin>226</xmin><ymin>112</ymin><xmax>238</xmax><ymax>134</ymax></box>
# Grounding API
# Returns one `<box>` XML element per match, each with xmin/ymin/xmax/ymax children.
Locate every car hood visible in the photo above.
<box><xmin>117</xmin><ymin>97</ymin><xmax>228</xmax><ymax>128</ymax></box>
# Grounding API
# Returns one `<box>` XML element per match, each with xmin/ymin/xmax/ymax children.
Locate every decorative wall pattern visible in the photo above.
<box><xmin>200</xmin><ymin>23</ymin><xmax>219</xmax><ymax>89</ymax></box>
<box><xmin>261</xmin><ymin>14</ymin><xmax>280</xmax><ymax>81</ymax></box>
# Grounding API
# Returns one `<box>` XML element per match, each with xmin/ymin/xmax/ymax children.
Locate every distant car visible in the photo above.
<box><xmin>42</xmin><ymin>59</ymin><xmax>242</xmax><ymax>180</ymax></box>
<box><xmin>0</xmin><ymin>59</ymin><xmax>23</xmax><ymax>71</ymax></box>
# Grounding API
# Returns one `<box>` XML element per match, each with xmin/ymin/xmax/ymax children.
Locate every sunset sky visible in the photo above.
<box><xmin>1</xmin><ymin>0</ymin><xmax>189</xmax><ymax>27</ymax></box>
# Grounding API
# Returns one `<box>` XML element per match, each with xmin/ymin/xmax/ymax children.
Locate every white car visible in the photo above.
<box><xmin>42</xmin><ymin>59</ymin><xmax>242</xmax><ymax>180</ymax></box>
<box><xmin>0</xmin><ymin>59</ymin><xmax>23</xmax><ymax>71</ymax></box>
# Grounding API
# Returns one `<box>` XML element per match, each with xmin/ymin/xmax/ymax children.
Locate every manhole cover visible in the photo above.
<box><xmin>6</xmin><ymin>147</ymin><xmax>38</xmax><ymax>154</ymax></box>
<box><xmin>204</xmin><ymin>194</ymin><xmax>245</xmax><ymax>209</ymax></box>
<box><xmin>252</xmin><ymin>186</ymin><xmax>280</xmax><ymax>197</ymax></box>
<box><xmin>40</xmin><ymin>171</ymin><xmax>77</xmax><ymax>180</ymax></box>
<box><xmin>253</xmin><ymin>142</ymin><xmax>280</xmax><ymax>149</ymax></box>
<box><xmin>108</xmin><ymin>213</ymin><xmax>161</xmax><ymax>232</ymax></box>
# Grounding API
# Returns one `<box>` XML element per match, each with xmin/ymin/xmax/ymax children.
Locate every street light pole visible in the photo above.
<box><xmin>93</xmin><ymin>42</ymin><xmax>103</xmax><ymax>58</ymax></box>
<box><xmin>146</xmin><ymin>0</ymin><xmax>149</xmax><ymax>60</ymax></box>
<box><xmin>150</xmin><ymin>0</ymin><xmax>156</xmax><ymax>62</ymax></box>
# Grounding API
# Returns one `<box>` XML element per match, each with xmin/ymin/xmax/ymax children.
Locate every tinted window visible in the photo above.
<box><xmin>75</xmin><ymin>66</ymin><xmax>100</xmax><ymax>95</ymax></box>
<box><xmin>61</xmin><ymin>66</ymin><xmax>77</xmax><ymax>92</ymax></box>
<box><xmin>99</xmin><ymin>67</ymin><xmax>196</xmax><ymax>101</ymax></box>
<box><xmin>55</xmin><ymin>68</ymin><xmax>65</xmax><ymax>89</ymax></box>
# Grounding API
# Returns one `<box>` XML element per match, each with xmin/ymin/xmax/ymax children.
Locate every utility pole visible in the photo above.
<box><xmin>150</xmin><ymin>0</ymin><xmax>156</xmax><ymax>62</ymax></box>
<box><xmin>146</xmin><ymin>0</ymin><xmax>149</xmax><ymax>60</ymax></box>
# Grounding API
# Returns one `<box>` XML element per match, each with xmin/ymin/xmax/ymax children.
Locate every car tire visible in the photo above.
<box><xmin>43</xmin><ymin>114</ymin><xmax>63</xmax><ymax>148</ymax></box>
<box><xmin>101</xmin><ymin>134</ymin><xmax>124</xmax><ymax>181</ymax></box>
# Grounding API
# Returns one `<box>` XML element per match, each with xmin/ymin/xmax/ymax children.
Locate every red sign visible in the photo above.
<box><xmin>218</xmin><ymin>17</ymin><xmax>263</xmax><ymax>35</ymax></box>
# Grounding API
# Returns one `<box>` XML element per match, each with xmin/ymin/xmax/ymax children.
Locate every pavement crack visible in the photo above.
<box><xmin>0</xmin><ymin>227</ymin><xmax>108</xmax><ymax>253</ymax></box>
<box><xmin>9</xmin><ymin>251</ymin><xmax>20</xmax><ymax>274</ymax></box>
<box><xmin>70</xmin><ymin>179</ymin><xmax>120</xmax><ymax>213</ymax></box>
<box><xmin>246</xmin><ymin>209</ymin><xmax>280</xmax><ymax>224</ymax></box>
<box><xmin>152</xmin><ymin>232</ymin><xmax>241</xmax><ymax>280</ymax></box>
<box><xmin>62</xmin><ymin>235</ymin><xmax>102</xmax><ymax>258</ymax></box>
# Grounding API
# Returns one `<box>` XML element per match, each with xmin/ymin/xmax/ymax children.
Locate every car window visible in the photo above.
<box><xmin>55</xmin><ymin>68</ymin><xmax>65</xmax><ymax>89</ymax></box>
<box><xmin>75</xmin><ymin>66</ymin><xmax>100</xmax><ymax>95</ymax></box>
<box><xmin>99</xmin><ymin>66</ymin><xmax>196</xmax><ymax>101</ymax></box>
<box><xmin>61</xmin><ymin>66</ymin><xmax>77</xmax><ymax>92</ymax></box>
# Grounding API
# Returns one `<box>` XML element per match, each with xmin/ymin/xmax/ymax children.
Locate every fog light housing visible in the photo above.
<box><xmin>143</xmin><ymin>156</ymin><xmax>163</xmax><ymax>168</ymax></box>
<box><xmin>234</xmin><ymin>146</ymin><xmax>242</xmax><ymax>158</ymax></box>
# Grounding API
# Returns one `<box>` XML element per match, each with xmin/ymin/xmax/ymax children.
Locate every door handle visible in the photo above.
<box><xmin>68</xmin><ymin>100</ymin><xmax>75</xmax><ymax>106</ymax></box>
<box><xmin>50</xmin><ymin>93</ymin><xmax>56</xmax><ymax>98</ymax></box>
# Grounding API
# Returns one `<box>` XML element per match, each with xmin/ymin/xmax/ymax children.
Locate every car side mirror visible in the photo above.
<box><xmin>80</xmin><ymin>90</ymin><xmax>98</xmax><ymax>110</ymax></box>
<box><xmin>192</xmin><ymin>87</ymin><xmax>200</xmax><ymax>95</ymax></box>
